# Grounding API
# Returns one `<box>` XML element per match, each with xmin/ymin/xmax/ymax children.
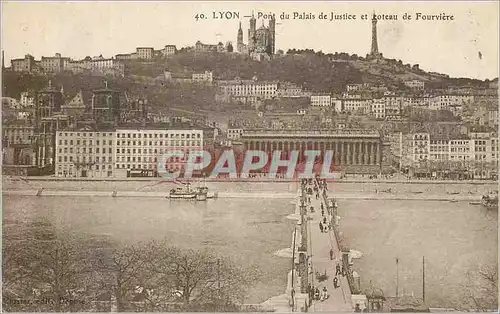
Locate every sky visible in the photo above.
<box><xmin>2</xmin><ymin>1</ymin><xmax>499</xmax><ymax>80</ymax></box>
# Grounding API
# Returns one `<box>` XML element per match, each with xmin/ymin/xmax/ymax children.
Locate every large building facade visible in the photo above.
<box><xmin>240</xmin><ymin>129</ymin><xmax>391</xmax><ymax>174</ymax></box>
<box><xmin>55</xmin><ymin>128</ymin><xmax>207</xmax><ymax>178</ymax></box>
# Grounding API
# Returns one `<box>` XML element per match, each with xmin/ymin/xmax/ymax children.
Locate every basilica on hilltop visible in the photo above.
<box><xmin>237</xmin><ymin>13</ymin><xmax>276</xmax><ymax>60</ymax></box>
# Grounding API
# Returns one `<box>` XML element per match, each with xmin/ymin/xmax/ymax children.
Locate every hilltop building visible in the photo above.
<box><xmin>236</xmin><ymin>13</ymin><xmax>276</xmax><ymax>59</ymax></box>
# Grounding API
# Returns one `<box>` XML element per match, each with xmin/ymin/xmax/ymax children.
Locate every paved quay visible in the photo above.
<box><xmin>5</xmin><ymin>175</ymin><xmax>497</xmax><ymax>185</ymax></box>
<box><xmin>305</xmin><ymin>181</ymin><xmax>353</xmax><ymax>312</ymax></box>
<box><xmin>2</xmin><ymin>189</ymin><xmax>485</xmax><ymax>201</ymax></box>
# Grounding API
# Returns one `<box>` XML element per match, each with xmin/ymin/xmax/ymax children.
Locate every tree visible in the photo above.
<box><xmin>95</xmin><ymin>241</ymin><xmax>162</xmax><ymax>312</ymax></box>
<box><xmin>3</xmin><ymin>226</ymin><xmax>100</xmax><ymax>312</ymax></box>
<box><xmin>462</xmin><ymin>263</ymin><xmax>498</xmax><ymax>311</ymax></box>
<box><xmin>167</xmin><ymin>248</ymin><xmax>252</xmax><ymax>311</ymax></box>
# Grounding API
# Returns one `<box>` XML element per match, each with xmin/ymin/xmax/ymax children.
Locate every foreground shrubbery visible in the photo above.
<box><xmin>3</xmin><ymin>218</ymin><xmax>254</xmax><ymax>312</ymax></box>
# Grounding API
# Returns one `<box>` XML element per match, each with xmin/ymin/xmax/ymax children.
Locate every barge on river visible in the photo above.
<box><xmin>167</xmin><ymin>181</ymin><xmax>218</xmax><ymax>201</ymax></box>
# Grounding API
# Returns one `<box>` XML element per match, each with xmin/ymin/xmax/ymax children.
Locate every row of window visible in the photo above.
<box><xmin>58</xmin><ymin>156</ymin><xmax>113</xmax><ymax>163</ymax></box>
<box><xmin>451</xmin><ymin>148</ymin><xmax>471</xmax><ymax>152</ymax></box>
<box><xmin>115</xmin><ymin>156</ymin><xmax>188</xmax><ymax>163</ymax></box>
<box><xmin>117</xmin><ymin>133</ymin><xmax>201</xmax><ymax>139</ymax></box>
<box><xmin>58</xmin><ymin>132</ymin><xmax>114</xmax><ymax>137</ymax></box>
<box><xmin>117</xmin><ymin>140</ymin><xmax>201</xmax><ymax>146</ymax></box>
<box><xmin>59</xmin><ymin>139</ymin><xmax>113</xmax><ymax>146</ymax></box>
<box><xmin>116</xmin><ymin>148</ymin><xmax>196</xmax><ymax>154</ymax></box>
<box><xmin>58</xmin><ymin>147</ymin><xmax>113</xmax><ymax>154</ymax></box>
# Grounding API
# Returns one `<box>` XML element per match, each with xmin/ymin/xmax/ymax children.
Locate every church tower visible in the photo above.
<box><xmin>269</xmin><ymin>16</ymin><xmax>276</xmax><ymax>55</ymax></box>
<box><xmin>248</xmin><ymin>12</ymin><xmax>256</xmax><ymax>52</ymax></box>
<box><xmin>370</xmin><ymin>12</ymin><xmax>382</xmax><ymax>58</ymax></box>
<box><xmin>237</xmin><ymin>21</ymin><xmax>244</xmax><ymax>52</ymax></box>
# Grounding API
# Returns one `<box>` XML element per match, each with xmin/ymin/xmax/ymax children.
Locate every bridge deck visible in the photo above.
<box><xmin>306</xmin><ymin>182</ymin><xmax>353</xmax><ymax>312</ymax></box>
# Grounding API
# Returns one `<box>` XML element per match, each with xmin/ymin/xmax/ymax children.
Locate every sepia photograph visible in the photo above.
<box><xmin>1</xmin><ymin>1</ymin><xmax>498</xmax><ymax>312</ymax></box>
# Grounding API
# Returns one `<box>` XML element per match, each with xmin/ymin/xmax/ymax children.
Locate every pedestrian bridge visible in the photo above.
<box><xmin>264</xmin><ymin>178</ymin><xmax>368</xmax><ymax>312</ymax></box>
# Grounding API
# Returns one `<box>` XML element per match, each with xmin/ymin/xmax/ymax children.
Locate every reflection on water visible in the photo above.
<box><xmin>2</xmin><ymin>194</ymin><xmax>497</xmax><ymax>308</ymax></box>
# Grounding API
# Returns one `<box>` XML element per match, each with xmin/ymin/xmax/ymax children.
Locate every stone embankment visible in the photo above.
<box><xmin>2</xmin><ymin>189</ymin><xmax>485</xmax><ymax>202</ymax></box>
<box><xmin>3</xmin><ymin>176</ymin><xmax>495</xmax><ymax>201</ymax></box>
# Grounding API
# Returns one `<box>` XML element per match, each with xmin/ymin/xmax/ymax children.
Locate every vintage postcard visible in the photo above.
<box><xmin>1</xmin><ymin>1</ymin><xmax>498</xmax><ymax>312</ymax></box>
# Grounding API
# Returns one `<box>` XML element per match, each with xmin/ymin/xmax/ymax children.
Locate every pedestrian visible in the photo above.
<box><xmin>329</xmin><ymin>248</ymin><xmax>334</xmax><ymax>260</ymax></box>
<box><xmin>321</xmin><ymin>209</ymin><xmax>325</xmax><ymax>216</ymax></box>
<box><xmin>355</xmin><ymin>304</ymin><xmax>361</xmax><ymax>312</ymax></box>
<box><xmin>323</xmin><ymin>217</ymin><xmax>327</xmax><ymax>224</ymax></box>
<box><xmin>335</xmin><ymin>263</ymin><xmax>341</xmax><ymax>275</ymax></box>
<box><xmin>321</xmin><ymin>286</ymin><xmax>329</xmax><ymax>301</ymax></box>
<box><xmin>341</xmin><ymin>265</ymin><xmax>346</xmax><ymax>277</ymax></box>
<box><xmin>333</xmin><ymin>276</ymin><xmax>339</xmax><ymax>289</ymax></box>
<box><xmin>319</xmin><ymin>222</ymin><xmax>324</xmax><ymax>233</ymax></box>
<box><xmin>314</xmin><ymin>288</ymin><xmax>320</xmax><ymax>300</ymax></box>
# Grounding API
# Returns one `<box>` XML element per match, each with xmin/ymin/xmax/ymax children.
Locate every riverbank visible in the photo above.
<box><xmin>6</xmin><ymin>175</ymin><xmax>497</xmax><ymax>185</ymax></box>
<box><xmin>4</xmin><ymin>176</ymin><xmax>496</xmax><ymax>197</ymax></box>
<box><xmin>2</xmin><ymin>189</ymin><xmax>484</xmax><ymax>201</ymax></box>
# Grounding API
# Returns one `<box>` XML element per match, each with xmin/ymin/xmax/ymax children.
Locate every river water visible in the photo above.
<box><xmin>2</xmin><ymin>182</ymin><xmax>498</xmax><ymax>308</ymax></box>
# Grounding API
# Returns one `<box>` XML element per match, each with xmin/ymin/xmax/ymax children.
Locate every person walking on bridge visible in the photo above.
<box><xmin>319</xmin><ymin>222</ymin><xmax>324</xmax><ymax>233</ymax></box>
<box><xmin>335</xmin><ymin>263</ymin><xmax>341</xmax><ymax>276</ymax></box>
<box><xmin>329</xmin><ymin>248</ymin><xmax>334</xmax><ymax>260</ymax></box>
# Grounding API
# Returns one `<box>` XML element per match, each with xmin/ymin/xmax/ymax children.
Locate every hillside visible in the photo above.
<box><xmin>127</xmin><ymin>51</ymin><xmax>488</xmax><ymax>92</ymax></box>
<box><xmin>1</xmin><ymin>72</ymin><xmax>219</xmax><ymax>115</ymax></box>
<box><xmin>2</xmin><ymin>50</ymin><xmax>491</xmax><ymax>116</ymax></box>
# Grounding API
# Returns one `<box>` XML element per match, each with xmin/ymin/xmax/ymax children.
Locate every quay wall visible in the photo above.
<box><xmin>3</xmin><ymin>177</ymin><xmax>496</xmax><ymax>196</ymax></box>
<box><xmin>1</xmin><ymin>189</ymin><xmax>486</xmax><ymax>201</ymax></box>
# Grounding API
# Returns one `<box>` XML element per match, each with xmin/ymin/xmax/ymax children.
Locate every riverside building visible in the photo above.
<box><xmin>239</xmin><ymin>129</ymin><xmax>391</xmax><ymax>174</ymax></box>
<box><xmin>55</xmin><ymin>128</ymin><xmax>206</xmax><ymax>178</ymax></box>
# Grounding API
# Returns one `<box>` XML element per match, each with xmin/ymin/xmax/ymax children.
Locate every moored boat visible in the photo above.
<box><xmin>167</xmin><ymin>182</ymin><xmax>197</xmax><ymax>200</ymax></box>
<box><xmin>167</xmin><ymin>181</ymin><xmax>218</xmax><ymax>201</ymax></box>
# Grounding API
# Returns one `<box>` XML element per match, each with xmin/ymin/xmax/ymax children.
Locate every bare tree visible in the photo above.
<box><xmin>3</xmin><ymin>218</ymin><xmax>100</xmax><ymax>312</ymax></box>
<box><xmin>94</xmin><ymin>241</ymin><xmax>161</xmax><ymax>312</ymax></box>
<box><xmin>463</xmin><ymin>264</ymin><xmax>498</xmax><ymax>311</ymax></box>
<box><xmin>166</xmin><ymin>248</ymin><xmax>253</xmax><ymax>311</ymax></box>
